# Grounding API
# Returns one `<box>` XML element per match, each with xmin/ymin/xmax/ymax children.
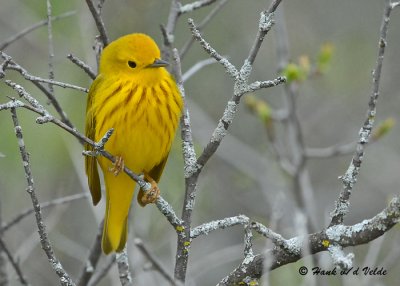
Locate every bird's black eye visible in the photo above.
<box><xmin>128</xmin><ymin>61</ymin><xmax>136</xmax><ymax>68</ymax></box>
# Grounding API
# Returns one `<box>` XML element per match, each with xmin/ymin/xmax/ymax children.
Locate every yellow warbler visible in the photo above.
<box><xmin>85</xmin><ymin>34</ymin><xmax>183</xmax><ymax>254</ymax></box>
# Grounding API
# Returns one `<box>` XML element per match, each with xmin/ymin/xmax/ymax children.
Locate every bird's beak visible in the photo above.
<box><xmin>148</xmin><ymin>59</ymin><xmax>169</xmax><ymax>68</ymax></box>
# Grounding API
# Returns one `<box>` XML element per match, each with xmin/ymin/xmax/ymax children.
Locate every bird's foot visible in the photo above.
<box><xmin>137</xmin><ymin>175</ymin><xmax>160</xmax><ymax>206</ymax></box>
<box><xmin>109</xmin><ymin>156</ymin><xmax>124</xmax><ymax>176</ymax></box>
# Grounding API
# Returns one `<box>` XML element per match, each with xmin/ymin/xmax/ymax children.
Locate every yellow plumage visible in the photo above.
<box><xmin>85</xmin><ymin>34</ymin><xmax>183</xmax><ymax>254</ymax></box>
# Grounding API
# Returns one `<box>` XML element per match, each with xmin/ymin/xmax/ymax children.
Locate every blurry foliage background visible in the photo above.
<box><xmin>0</xmin><ymin>0</ymin><xmax>400</xmax><ymax>285</ymax></box>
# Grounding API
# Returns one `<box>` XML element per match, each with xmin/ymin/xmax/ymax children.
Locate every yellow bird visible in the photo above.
<box><xmin>85</xmin><ymin>34</ymin><xmax>183</xmax><ymax>254</ymax></box>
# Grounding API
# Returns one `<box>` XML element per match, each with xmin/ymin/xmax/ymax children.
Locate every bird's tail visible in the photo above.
<box><xmin>102</xmin><ymin>172</ymin><xmax>136</xmax><ymax>254</ymax></box>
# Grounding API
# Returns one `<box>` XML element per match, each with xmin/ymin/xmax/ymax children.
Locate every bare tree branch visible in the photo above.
<box><xmin>67</xmin><ymin>53</ymin><xmax>97</xmax><ymax>80</ymax></box>
<box><xmin>1</xmin><ymin>193</ymin><xmax>88</xmax><ymax>233</ymax></box>
<box><xmin>77</xmin><ymin>221</ymin><xmax>104</xmax><ymax>286</ymax></box>
<box><xmin>116</xmin><ymin>248</ymin><xmax>133</xmax><ymax>286</ymax></box>
<box><xmin>191</xmin><ymin>215</ymin><xmax>248</xmax><ymax>239</ymax></box>
<box><xmin>217</xmin><ymin>196</ymin><xmax>400</xmax><ymax>285</ymax></box>
<box><xmin>0</xmin><ymin>96</ymin><xmax>181</xmax><ymax>231</ymax></box>
<box><xmin>0</xmin><ymin>238</ymin><xmax>31</xmax><ymax>286</ymax></box>
<box><xmin>46</xmin><ymin>0</ymin><xmax>55</xmax><ymax>95</ymax></box>
<box><xmin>189</xmin><ymin>16</ymin><xmax>286</xmax><ymax>169</ymax></box>
<box><xmin>182</xmin><ymin>58</ymin><xmax>216</xmax><ymax>82</ymax></box>
<box><xmin>330</xmin><ymin>0</ymin><xmax>395</xmax><ymax>226</ymax></box>
<box><xmin>1</xmin><ymin>1</ymin><xmax>399</xmax><ymax>285</ymax></box>
<box><xmin>188</xmin><ymin>18</ymin><xmax>238</xmax><ymax>79</ymax></box>
<box><xmin>134</xmin><ymin>238</ymin><xmax>177</xmax><ymax>285</ymax></box>
<box><xmin>85</xmin><ymin>0</ymin><xmax>109</xmax><ymax>46</ymax></box>
<box><xmin>9</xmin><ymin>107</ymin><xmax>75</xmax><ymax>286</ymax></box>
<box><xmin>87</xmin><ymin>256</ymin><xmax>115</xmax><ymax>286</ymax></box>
<box><xmin>0</xmin><ymin>202</ymin><xmax>9</xmax><ymax>286</ymax></box>
<box><xmin>0</xmin><ymin>11</ymin><xmax>75</xmax><ymax>51</ymax></box>
<box><xmin>1</xmin><ymin>52</ymin><xmax>76</xmax><ymax>128</ymax></box>
<box><xmin>305</xmin><ymin>142</ymin><xmax>356</xmax><ymax>158</ymax></box>
<box><xmin>180</xmin><ymin>0</ymin><xmax>218</xmax><ymax>14</ymax></box>
<box><xmin>171</xmin><ymin>48</ymin><xmax>198</xmax><ymax>282</ymax></box>
<box><xmin>172</xmin><ymin>3</ymin><xmax>285</xmax><ymax>281</ymax></box>
<box><xmin>180</xmin><ymin>0</ymin><xmax>229</xmax><ymax>59</ymax></box>
<box><xmin>5</xmin><ymin>66</ymin><xmax>88</xmax><ymax>93</ymax></box>
<box><xmin>247</xmin><ymin>0</ymin><xmax>283</xmax><ymax>65</ymax></box>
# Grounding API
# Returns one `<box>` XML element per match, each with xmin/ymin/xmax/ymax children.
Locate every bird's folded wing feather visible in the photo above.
<box><xmin>85</xmin><ymin>77</ymin><xmax>102</xmax><ymax>205</ymax></box>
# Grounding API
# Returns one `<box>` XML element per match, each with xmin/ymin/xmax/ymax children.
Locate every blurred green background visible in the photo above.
<box><xmin>1</xmin><ymin>0</ymin><xmax>400</xmax><ymax>285</ymax></box>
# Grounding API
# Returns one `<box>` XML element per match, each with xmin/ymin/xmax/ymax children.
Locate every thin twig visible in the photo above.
<box><xmin>77</xmin><ymin>221</ymin><xmax>104</xmax><ymax>286</ymax></box>
<box><xmin>329</xmin><ymin>0</ymin><xmax>394</xmax><ymax>226</ymax></box>
<box><xmin>189</xmin><ymin>17</ymin><xmax>285</xmax><ymax>171</ymax></box>
<box><xmin>134</xmin><ymin>239</ymin><xmax>176</xmax><ymax>285</ymax></box>
<box><xmin>85</xmin><ymin>0</ymin><xmax>109</xmax><ymax>46</ymax></box>
<box><xmin>0</xmin><ymin>11</ymin><xmax>76</xmax><ymax>50</ymax></box>
<box><xmin>1</xmin><ymin>52</ymin><xmax>76</xmax><ymax>128</ymax></box>
<box><xmin>180</xmin><ymin>0</ymin><xmax>218</xmax><ymax>14</ymax></box>
<box><xmin>1</xmin><ymin>193</ymin><xmax>88</xmax><ymax>233</ymax></box>
<box><xmin>6</xmin><ymin>65</ymin><xmax>88</xmax><ymax>92</ymax></box>
<box><xmin>87</xmin><ymin>256</ymin><xmax>115</xmax><ymax>286</ymax></box>
<box><xmin>246</xmin><ymin>0</ymin><xmax>283</xmax><ymax>65</ymax></box>
<box><xmin>190</xmin><ymin>215</ymin><xmax>249</xmax><ymax>239</ymax></box>
<box><xmin>9</xmin><ymin>107</ymin><xmax>75</xmax><ymax>286</ymax></box>
<box><xmin>46</xmin><ymin>0</ymin><xmax>55</xmax><ymax>95</ymax></box>
<box><xmin>180</xmin><ymin>0</ymin><xmax>229</xmax><ymax>59</ymax></box>
<box><xmin>116</xmin><ymin>248</ymin><xmax>133</xmax><ymax>286</ymax></box>
<box><xmin>305</xmin><ymin>142</ymin><xmax>356</xmax><ymax>158</ymax></box>
<box><xmin>250</xmin><ymin>221</ymin><xmax>289</xmax><ymax>249</ymax></box>
<box><xmin>162</xmin><ymin>0</ymin><xmax>181</xmax><ymax>60</ymax></box>
<box><xmin>0</xmin><ymin>238</ymin><xmax>31</xmax><ymax>286</ymax></box>
<box><xmin>67</xmin><ymin>53</ymin><xmax>97</xmax><ymax>79</ymax></box>
<box><xmin>0</xmin><ymin>202</ymin><xmax>9</xmax><ymax>286</ymax></box>
<box><xmin>182</xmin><ymin>58</ymin><xmax>216</xmax><ymax>82</ymax></box>
<box><xmin>188</xmin><ymin>18</ymin><xmax>238</xmax><ymax>79</ymax></box>
<box><xmin>155</xmin><ymin>196</ymin><xmax>183</xmax><ymax>229</ymax></box>
<box><xmin>0</xmin><ymin>55</ymin><xmax>12</xmax><ymax>79</ymax></box>
<box><xmin>273</xmin><ymin>1</ymin><xmax>320</xmax><ymax>231</ymax></box>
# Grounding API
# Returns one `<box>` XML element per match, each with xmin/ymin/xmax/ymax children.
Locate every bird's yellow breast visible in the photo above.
<box><xmin>89</xmin><ymin>71</ymin><xmax>182</xmax><ymax>174</ymax></box>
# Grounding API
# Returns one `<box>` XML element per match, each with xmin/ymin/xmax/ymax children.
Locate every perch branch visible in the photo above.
<box><xmin>1</xmin><ymin>94</ymin><xmax>180</xmax><ymax>232</ymax></box>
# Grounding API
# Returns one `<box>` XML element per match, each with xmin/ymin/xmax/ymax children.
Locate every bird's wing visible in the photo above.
<box><xmin>148</xmin><ymin>154</ymin><xmax>169</xmax><ymax>183</ymax></box>
<box><xmin>85</xmin><ymin>76</ymin><xmax>102</xmax><ymax>205</ymax></box>
<box><xmin>137</xmin><ymin>154</ymin><xmax>169</xmax><ymax>207</ymax></box>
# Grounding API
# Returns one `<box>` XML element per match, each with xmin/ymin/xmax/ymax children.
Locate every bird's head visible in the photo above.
<box><xmin>99</xmin><ymin>33</ymin><xmax>168</xmax><ymax>82</ymax></box>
